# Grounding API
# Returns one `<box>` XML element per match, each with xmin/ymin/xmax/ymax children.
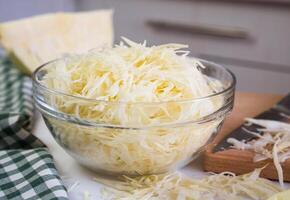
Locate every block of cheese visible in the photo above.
<box><xmin>0</xmin><ymin>10</ymin><xmax>113</xmax><ymax>74</ymax></box>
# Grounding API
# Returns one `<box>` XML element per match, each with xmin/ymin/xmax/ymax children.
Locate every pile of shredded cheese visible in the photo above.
<box><xmin>228</xmin><ymin>118</ymin><xmax>290</xmax><ymax>187</ymax></box>
<box><xmin>94</xmin><ymin>169</ymin><xmax>282</xmax><ymax>200</ymax></box>
<box><xmin>42</xmin><ymin>38</ymin><xmax>226</xmax><ymax>175</ymax></box>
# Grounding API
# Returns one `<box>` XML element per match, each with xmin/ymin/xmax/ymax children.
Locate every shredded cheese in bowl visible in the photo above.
<box><xmin>33</xmin><ymin>38</ymin><xmax>235</xmax><ymax>175</ymax></box>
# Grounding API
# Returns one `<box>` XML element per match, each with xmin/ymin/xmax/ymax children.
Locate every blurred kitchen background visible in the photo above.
<box><xmin>0</xmin><ymin>0</ymin><xmax>289</xmax><ymax>93</ymax></box>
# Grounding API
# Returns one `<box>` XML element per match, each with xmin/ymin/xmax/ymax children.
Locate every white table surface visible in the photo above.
<box><xmin>32</xmin><ymin>111</ymin><xmax>288</xmax><ymax>199</ymax></box>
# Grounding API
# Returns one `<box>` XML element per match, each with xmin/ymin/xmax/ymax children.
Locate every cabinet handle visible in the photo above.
<box><xmin>147</xmin><ymin>20</ymin><xmax>250</xmax><ymax>39</ymax></box>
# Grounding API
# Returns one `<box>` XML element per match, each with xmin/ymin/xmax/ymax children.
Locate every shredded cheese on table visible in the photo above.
<box><xmin>83</xmin><ymin>190</ymin><xmax>90</xmax><ymax>200</ymax></box>
<box><xmin>228</xmin><ymin>118</ymin><xmax>290</xmax><ymax>187</ymax></box>
<box><xmin>42</xmin><ymin>38</ymin><xmax>226</xmax><ymax>175</ymax></box>
<box><xmin>94</xmin><ymin>169</ymin><xmax>282</xmax><ymax>200</ymax></box>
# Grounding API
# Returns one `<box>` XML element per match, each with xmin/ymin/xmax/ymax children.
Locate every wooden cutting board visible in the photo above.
<box><xmin>203</xmin><ymin>92</ymin><xmax>290</xmax><ymax>181</ymax></box>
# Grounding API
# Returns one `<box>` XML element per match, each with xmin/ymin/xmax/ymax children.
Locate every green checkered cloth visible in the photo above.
<box><xmin>0</xmin><ymin>56</ymin><xmax>68</xmax><ymax>200</ymax></box>
<box><xmin>0</xmin><ymin>57</ymin><xmax>43</xmax><ymax>149</ymax></box>
<box><xmin>0</xmin><ymin>148</ymin><xmax>67</xmax><ymax>200</ymax></box>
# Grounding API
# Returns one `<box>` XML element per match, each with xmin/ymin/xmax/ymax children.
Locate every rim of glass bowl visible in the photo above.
<box><xmin>33</xmin><ymin>58</ymin><xmax>236</xmax><ymax>129</ymax></box>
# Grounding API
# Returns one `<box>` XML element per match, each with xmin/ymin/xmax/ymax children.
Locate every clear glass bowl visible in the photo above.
<box><xmin>33</xmin><ymin>58</ymin><xmax>236</xmax><ymax>176</ymax></box>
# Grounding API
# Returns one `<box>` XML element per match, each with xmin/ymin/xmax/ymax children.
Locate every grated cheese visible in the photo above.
<box><xmin>67</xmin><ymin>181</ymin><xmax>80</xmax><ymax>193</ymax></box>
<box><xmin>228</xmin><ymin>118</ymin><xmax>290</xmax><ymax>188</ymax></box>
<box><xmin>42</xmin><ymin>38</ymin><xmax>225</xmax><ymax>175</ymax></box>
<box><xmin>83</xmin><ymin>190</ymin><xmax>90</xmax><ymax>200</ymax></box>
<box><xmin>94</xmin><ymin>169</ymin><xmax>282</xmax><ymax>200</ymax></box>
<box><xmin>267</xmin><ymin>189</ymin><xmax>290</xmax><ymax>200</ymax></box>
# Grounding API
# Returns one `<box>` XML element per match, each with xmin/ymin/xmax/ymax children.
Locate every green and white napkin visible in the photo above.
<box><xmin>0</xmin><ymin>56</ymin><xmax>68</xmax><ymax>199</ymax></box>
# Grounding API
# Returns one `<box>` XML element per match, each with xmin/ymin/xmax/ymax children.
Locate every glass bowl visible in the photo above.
<box><xmin>33</xmin><ymin>58</ymin><xmax>236</xmax><ymax>176</ymax></box>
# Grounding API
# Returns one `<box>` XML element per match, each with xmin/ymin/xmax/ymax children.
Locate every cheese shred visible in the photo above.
<box><xmin>94</xmin><ymin>169</ymin><xmax>282</xmax><ymax>200</ymax></box>
<box><xmin>228</xmin><ymin>118</ymin><xmax>290</xmax><ymax>188</ymax></box>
